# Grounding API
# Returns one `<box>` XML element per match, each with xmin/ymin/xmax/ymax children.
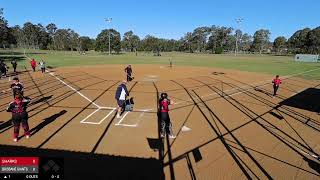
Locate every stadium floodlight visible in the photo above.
<box><xmin>235</xmin><ymin>18</ymin><xmax>244</xmax><ymax>56</ymax></box>
<box><xmin>105</xmin><ymin>18</ymin><xmax>112</xmax><ymax>55</ymax></box>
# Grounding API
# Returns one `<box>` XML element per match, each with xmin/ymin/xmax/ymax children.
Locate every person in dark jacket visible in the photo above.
<box><xmin>115</xmin><ymin>80</ymin><xmax>129</xmax><ymax>118</ymax></box>
<box><xmin>125</xmin><ymin>65</ymin><xmax>134</xmax><ymax>82</ymax></box>
<box><xmin>7</xmin><ymin>93</ymin><xmax>31</xmax><ymax>142</ymax></box>
<box><xmin>0</xmin><ymin>60</ymin><xmax>8</xmax><ymax>77</ymax></box>
<box><xmin>159</xmin><ymin>92</ymin><xmax>175</xmax><ymax>138</ymax></box>
<box><xmin>2</xmin><ymin>77</ymin><xmax>24</xmax><ymax>97</ymax></box>
<box><xmin>11</xmin><ymin>59</ymin><xmax>18</xmax><ymax>73</ymax></box>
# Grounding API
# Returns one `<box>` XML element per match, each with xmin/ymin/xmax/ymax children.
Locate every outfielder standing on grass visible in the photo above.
<box><xmin>159</xmin><ymin>92</ymin><xmax>176</xmax><ymax>138</ymax></box>
<box><xmin>2</xmin><ymin>77</ymin><xmax>24</xmax><ymax>98</ymax></box>
<box><xmin>0</xmin><ymin>60</ymin><xmax>9</xmax><ymax>77</ymax></box>
<box><xmin>7</xmin><ymin>92</ymin><xmax>31</xmax><ymax>142</ymax></box>
<box><xmin>125</xmin><ymin>65</ymin><xmax>133</xmax><ymax>82</ymax></box>
<box><xmin>30</xmin><ymin>58</ymin><xmax>37</xmax><ymax>72</ymax></box>
<box><xmin>272</xmin><ymin>75</ymin><xmax>282</xmax><ymax>97</ymax></box>
<box><xmin>0</xmin><ymin>60</ymin><xmax>4</xmax><ymax>78</ymax></box>
<box><xmin>11</xmin><ymin>59</ymin><xmax>18</xmax><ymax>73</ymax></box>
<box><xmin>115</xmin><ymin>80</ymin><xmax>129</xmax><ymax>118</ymax></box>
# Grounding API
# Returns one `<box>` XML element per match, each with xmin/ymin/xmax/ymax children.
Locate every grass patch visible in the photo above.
<box><xmin>0</xmin><ymin>49</ymin><xmax>319</xmax><ymax>80</ymax></box>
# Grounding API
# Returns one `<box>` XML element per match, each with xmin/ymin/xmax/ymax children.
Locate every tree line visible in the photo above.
<box><xmin>0</xmin><ymin>8</ymin><xmax>319</xmax><ymax>55</ymax></box>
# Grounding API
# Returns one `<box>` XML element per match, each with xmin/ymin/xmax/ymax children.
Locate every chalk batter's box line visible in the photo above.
<box><xmin>115</xmin><ymin>109</ymin><xmax>151</xmax><ymax>127</ymax></box>
<box><xmin>81</xmin><ymin>106</ymin><xmax>152</xmax><ymax>125</ymax></box>
<box><xmin>80</xmin><ymin>108</ymin><xmax>116</xmax><ymax>125</ymax></box>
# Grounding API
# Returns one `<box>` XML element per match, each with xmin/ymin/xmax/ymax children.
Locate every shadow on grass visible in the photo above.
<box><xmin>0</xmin><ymin>51</ymin><xmax>47</xmax><ymax>55</ymax></box>
<box><xmin>0</xmin><ymin>56</ymin><xmax>26</xmax><ymax>62</ymax></box>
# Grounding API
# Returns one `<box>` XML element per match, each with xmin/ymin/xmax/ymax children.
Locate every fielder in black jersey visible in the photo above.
<box><xmin>125</xmin><ymin>65</ymin><xmax>133</xmax><ymax>82</ymax></box>
<box><xmin>7</xmin><ymin>93</ymin><xmax>31</xmax><ymax>142</ymax></box>
<box><xmin>1</xmin><ymin>77</ymin><xmax>24</xmax><ymax>97</ymax></box>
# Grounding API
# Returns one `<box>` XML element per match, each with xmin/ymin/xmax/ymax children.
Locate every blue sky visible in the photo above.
<box><xmin>2</xmin><ymin>0</ymin><xmax>320</xmax><ymax>40</ymax></box>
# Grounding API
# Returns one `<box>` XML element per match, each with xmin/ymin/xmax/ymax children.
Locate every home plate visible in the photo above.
<box><xmin>181</xmin><ymin>125</ymin><xmax>191</xmax><ymax>132</ymax></box>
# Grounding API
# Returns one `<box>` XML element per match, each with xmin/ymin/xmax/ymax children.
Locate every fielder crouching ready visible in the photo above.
<box><xmin>7</xmin><ymin>93</ymin><xmax>31</xmax><ymax>142</ymax></box>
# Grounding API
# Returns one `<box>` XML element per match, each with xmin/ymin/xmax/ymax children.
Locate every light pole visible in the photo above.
<box><xmin>105</xmin><ymin>18</ymin><xmax>112</xmax><ymax>55</ymax></box>
<box><xmin>235</xmin><ymin>18</ymin><xmax>243</xmax><ymax>56</ymax></box>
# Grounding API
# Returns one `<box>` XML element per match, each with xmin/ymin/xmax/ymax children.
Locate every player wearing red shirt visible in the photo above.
<box><xmin>272</xmin><ymin>75</ymin><xmax>282</xmax><ymax>97</ymax></box>
<box><xmin>159</xmin><ymin>93</ymin><xmax>175</xmax><ymax>138</ymax></box>
<box><xmin>30</xmin><ymin>59</ymin><xmax>37</xmax><ymax>72</ymax></box>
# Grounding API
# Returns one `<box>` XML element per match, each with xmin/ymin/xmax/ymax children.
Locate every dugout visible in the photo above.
<box><xmin>295</xmin><ymin>54</ymin><xmax>319</xmax><ymax>62</ymax></box>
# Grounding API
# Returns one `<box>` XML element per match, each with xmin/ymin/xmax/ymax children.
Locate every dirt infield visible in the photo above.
<box><xmin>0</xmin><ymin>64</ymin><xmax>319</xmax><ymax>179</ymax></box>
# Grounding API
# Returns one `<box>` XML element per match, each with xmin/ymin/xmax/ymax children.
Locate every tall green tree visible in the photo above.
<box><xmin>122</xmin><ymin>31</ymin><xmax>140</xmax><ymax>52</ymax></box>
<box><xmin>46</xmin><ymin>23</ymin><xmax>57</xmax><ymax>50</ymax></box>
<box><xmin>207</xmin><ymin>26</ymin><xmax>233</xmax><ymax>53</ymax></box>
<box><xmin>140</xmin><ymin>35</ymin><xmax>159</xmax><ymax>52</ymax></box>
<box><xmin>306</xmin><ymin>27</ymin><xmax>320</xmax><ymax>54</ymax></box>
<box><xmin>287</xmin><ymin>28</ymin><xmax>311</xmax><ymax>53</ymax></box>
<box><xmin>252</xmin><ymin>29</ymin><xmax>271</xmax><ymax>54</ymax></box>
<box><xmin>79</xmin><ymin>36</ymin><xmax>94</xmax><ymax>51</ymax></box>
<box><xmin>95</xmin><ymin>29</ymin><xmax>121</xmax><ymax>53</ymax></box>
<box><xmin>0</xmin><ymin>8</ymin><xmax>10</xmax><ymax>48</ymax></box>
<box><xmin>69</xmin><ymin>29</ymin><xmax>80</xmax><ymax>51</ymax></box>
<box><xmin>240</xmin><ymin>33</ymin><xmax>252</xmax><ymax>52</ymax></box>
<box><xmin>22</xmin><ymin>22</ymin><xmax>38</xmax><ymax>49</ymax></box>
<box><xmin>180</xmin><ymin>32</ymin><xmax>195</xmax><ymax>53</ymax></box>
<box><xmin>273</xmin><ymin>36</ymin><xmax>287</xmax><ymax>53</ymax></box>
<box><xmin>235</xmin><ymin>29</ymin><xmax>243</xmax><ymax>52</ymax></box>
<box><xmin>54</xmin><ymin>29</ymin><xmax>71</xmax><ymax>50</ymax></box>
<box><xmin>37</xmin><ymin>23</ymin><xmax>50</xmax><ymax>49</ymax></box>
<box><xmin>192</xmin><ymin>26</ymin><xmax>211</xmax><ymax>52</ymax></box>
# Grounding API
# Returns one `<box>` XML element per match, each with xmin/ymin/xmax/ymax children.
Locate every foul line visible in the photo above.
<box><xmin>48</xmin><ymin>72</ymin><xmax>101</xmax><ymax>108</ymax></box>
<box><xmin>47</xmin><ymin>70</ymin><xmax>151</xmax><ymax>126</ymax></box>
<box><xmin>25</xmin><ymin>49</ymin><xmax>319</xmax><ymax>126</ymax></box>
<box><xmin>174</xmin><ymin>67</ymin><xmax>320</xmax><ymax>105</ymax></box>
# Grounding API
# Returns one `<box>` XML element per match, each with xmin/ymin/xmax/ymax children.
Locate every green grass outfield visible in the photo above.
<box><xmin>1</xmin><ymin>49</ymin><xmax>319</xmax><ymax>80</ymax></box>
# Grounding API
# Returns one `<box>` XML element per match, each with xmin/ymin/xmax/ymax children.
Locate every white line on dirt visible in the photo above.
<box><xmin>80</xmin><ymin>108</ymin><xmax>116</xmax><ymax>125</ymax></box>
<box><xmin>115</xmin><ymin>111</ymin><xmax>130</xmax><ymax>125</ymax></box>
<box><xmin>115</xmin><ymin>124</ymin><xmax>137</xmax><ymax>127</ymax></box>
<box><xmin>98</xmin><ymin>108</ymin><xmax>116</xmax><ymax>124</ymax></box>
<box><xmin>80</xmin><ymin>109</ymin><xmax>100</xmax><ymax>123</ymax></box>
<box><xmin>174</xmin><ymin>67</ymin><xmax>320</xmax><ymax>105</ymax></box>
<box><xmin>42</xmin><ymin>60</ymin><xmax>319</xmax><ymax>126</ymax></box>
<box><xmin>48</xmin><ymin>72</ymin><xmax>101</xmax><ymax>108</ymax></box>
